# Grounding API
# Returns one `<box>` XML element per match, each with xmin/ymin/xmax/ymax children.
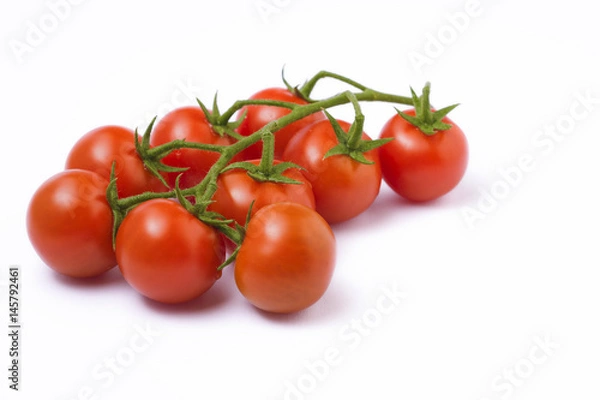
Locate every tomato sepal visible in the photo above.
<box><xmin>172</xmin><ymin>174</ymin><xmax>248</xmax><ymax>248</ymax></box>
<box><xmin>196</xmin><ymin>96</ymin><xmax>248</xmax><ymax>141</ymax></box>
<box><xmin>321</xmin><ymin>107</ymin><xmax>392</xmax><ymax>165</ymax></box>
<box><xmin>221</xmin><ymin>161</ymin><xmax>305</xmax><ymax>185</ymax></box>
<box><xmin>397</xmin><ymin>82</ymin><xmax>460</xmax><ymax>135</ymax></box>
<box><xmin>217</xmin><ymin>245</ymin><xmax>240</xmax><ymax>271</ymax></box>
<box><xmin>133</xmin><ymin>118</ymin><xmax>188</xmax><ymax>188</ymax></box>
<box><xmin>281</xmin><ymin>66</ymin><xmax>314</xmax><ymax>103</ymax></box>
<box><xmin>106</xmin><ymin>164</ymin><xmax>126</xmax><ymax>248</ymax></box>
<box><xmin>216</xmin><ymin>200</ymin><xmax>256</xmax><ymax>271</ymax></box>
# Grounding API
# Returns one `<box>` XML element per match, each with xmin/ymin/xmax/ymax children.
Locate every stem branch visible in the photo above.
<box><xmin>113</xmin><ymin>82</ymin><xmax>416</xmax><ymax>245</ymax></box>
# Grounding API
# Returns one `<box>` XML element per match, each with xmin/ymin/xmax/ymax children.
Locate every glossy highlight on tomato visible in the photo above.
<box><xmin>27</xmin><ymin>170</ymin><xmax>116</xmax><ymax>278</ymax></box>
<box><xmin>235</xmin><ymin>202</ymin><xmax>336</xmax><ymax>313</ymax></box>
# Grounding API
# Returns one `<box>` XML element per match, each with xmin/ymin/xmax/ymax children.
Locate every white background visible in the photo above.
<box><xmin>1</xmin><ymin>0</ymin><xmax>599</xmax><ymax>399</ymax></box>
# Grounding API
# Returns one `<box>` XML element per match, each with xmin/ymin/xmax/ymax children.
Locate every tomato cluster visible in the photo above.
<box><xmin>26</xmin><ymin>74</ymin><xmax>468</xmax><ymax>314</ymax></box>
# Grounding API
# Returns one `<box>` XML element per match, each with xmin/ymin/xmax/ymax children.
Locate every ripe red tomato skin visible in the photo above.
<box><xmin>65</xmin><ymin>125</ymin><xmax>167</xmax><ymax>198</ymax></box>
<box><xmin>209</xmin><ymin>159</ymin><xmax>315</xmax><ymax>227</ymax></box>
<box><xmin>26</xmin><ymin>170</ymin><xmax>116</xmax><ymax>278</ymax></box>
<box><xmin>236</xmin><ymin>88</ymin><xmax>324</xmax><ymax>160</ymax></box>
<box><xmin>282</xmin><ymin>119</ymin><xmax>382</xmax><ymax>224</ymax></box>
<box><xmin>235</xmin><ymin>202</ymin><xmax>336</xmax><ymax>314</ymax></box>
<box><xmin>115</xmin><ymin>199</ymin><xmax>225</xmax><ymax>304</ymax></box>
<box><xmin>378</xmin><ymin>110</ymin><xmax>468</xmax><ymax>202</ymax></box>
<box><xmin>149</xmin><ymin>106</ymin><xmax>237</xmax><ymax>189</ymax></box>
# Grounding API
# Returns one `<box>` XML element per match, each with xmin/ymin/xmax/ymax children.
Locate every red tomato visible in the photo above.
<box><xmin>27</xmin><ymin>170</ymin><xmax>116</xmax><ymax>278</ymax></box>
<box><xmin>150</xmin><ymin>106</ymin><xmax>236</xmax><ymax>189</ymax></box>
<box><xmin>235</xmin><ymin>203</ymin><xmax>336</xmax><ymax>313</ymax></box>
<box><xmin>65</xmin><ymin>125</ymin><xmax>167</xmax><ymax>198</ymax></box>
<box><xmin>209</xmin><ymin>160</ymin><xmax>315</xmax><ymax>227</ymax></box>
<box><xmin>236</xmin><ymin>88</ymin><xmax>324</xmax><ymax>160</ymax></box>
<box><xmin>283</xmin><ymin>119</ymin><xmax>382</xmax><ymax>224</ymax></box>
<box><xmin>115</xmin><ymin>199</ymin><xmax>225</xmax><ymax>304</ymax></box>
<box><xmin>378</xmin><ymin>110</ymin><xmax>468</xmax><ymax>201</ymax></box>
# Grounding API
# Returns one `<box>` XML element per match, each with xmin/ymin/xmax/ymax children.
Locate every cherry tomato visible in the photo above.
<box><xmin>27</xmin><ymin>170</ymin><xmax>116</xmax><ymax>278</ymax></box>
<box><xmin>283</xmin><ymin>119</ymin><xmax>382</xmax><ymax>224</ymax></box>
<box><xmin>150</xmin><ymin>106</ymin><xmax>236</xmax><ymax>189</ymax></box>
<box><xmin>65</xmin><ymin>125</ymin><xmax>167</xmax><ymax>198</ymax></box>
<box><xmin>235</xmin><ymin>202</ymin><xmax>336</xmax><ymax>314</ymax></box>
<box><xmin>115</xmin><ymin>199</ymin><xmax>225</xmax><ymax>304</ymax></box>
<box><xmin>378</xmin><ymin>110</ymin><xmax>468</xmax><ymax>201</ymax></box>
<box><xmin>236</xmin><ymin>88</ymin><xmax>324</xmax><ymax>160</ymax></box>
<box><xmin>209</xmin><ymin>160</ymin><xmax>315</xmax><ymax>227</ymax></box>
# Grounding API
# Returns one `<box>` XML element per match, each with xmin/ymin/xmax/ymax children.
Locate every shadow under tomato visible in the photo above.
<box><xmin>51</xmin><ymin>266</ymin><xmax>127</xmax><ymax>289</ymax></box>
<box><xmin>434</xmin><ymin>175</ymin><xmax>488</xmax><ymax>206</ymax></box>
<box><xmin>249</xmin><ymin>281</ymin><xmax>352</xmax><ymax>325</ymax></box>
<box><xmin>332</xmin><ymin>178</ymin><xmax>482</xmax><ymax>234</ymax></box>
<box><xmin>139</xmin><ymin>273</ymin><xmax>234</xmax><ymax>315</ymax></box>
<box><xmin>329</xmin><ymin>188</ymin><xmax>414</xmax><ymax>234</ymax></box>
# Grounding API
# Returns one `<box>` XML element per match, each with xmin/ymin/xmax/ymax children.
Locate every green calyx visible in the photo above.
<box><xmin>134</xmin><ymin>117</ymin><xmax>187</xmax><ymax>188</ymax></box>
<box><xmin>397</xmin><ymin>82</ymin><xmax>459</xmax><ymax>136</ymax></box>
<box><xmin>172</xmin><ymin>175</ymin><xmax>232</xmax><ymax>228</ymax></box>
<box><xmin>281</xmin><ymin>66</ymin><xmax>311</xmax><ymax>103</ymax></box>
<box><xmin>323</xmin><ymin>92</ymin><xmax>393</xmax><ymax>165</ymax></box>
<box><xmin>222</xmin><ymin>161</ymin><xmax>305</xmax><ymax>185</ymax></box>
<box><xmin>106</xmin><ymin>163</ymin><xmax>124</xmax><ymax>249</ymax></box>
<box><xmin>196</xmin><ymin>94</ymin><xmax>246</xmax><ymax>140</ymax></box>
<box><xmin>171</xmin><ymin>175</ymin><xmax>246</xmax><ymax>262</ymax></box>
<box><xmin>222</xmin><ymin>127</ymin><xmax>305</xmax><ymax>185</ymax></box>
<box><xmin>216</xmin><ymin>201</ymin><xmax>255</xmax><ymax>271</ymax></box>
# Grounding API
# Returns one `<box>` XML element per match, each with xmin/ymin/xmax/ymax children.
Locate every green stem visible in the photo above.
<box><xmin>114</xmin><ymin>86</ymin><xmax>415</xmax><ymax>244</ymax></box>
<box><xmin>117</xmin><ymin>188</ymin><xmax>193</xmax><ymax>210</ymax></box>
<box><xmin>196</xmin><ymin>89</ymin><xmax>411</xmax><ymax>204</ymax></box>
<box><xmin>148</xmin><ymin>140</ymin><xmax>225</xmax><ymax>160</ymax></box>
<box><xmin>195</xmin><ymin>133</ymin><xmax>265</xmax><ymax>204</ymax></box>
<box><xmin>345</xmin><ymin>92</ymin><xmax>365</xmax><ymax>149</ymax></box>
<box><xmin>300</xmin><ymin>70</ymin><xmax>369</xmax><ymax>99</ymax></box>
<box><xmin>217</xmin><ymin>99</ymin><xmax>299</xmax><ymax>126</ymax></box>
<box><xmin>421</xmin><ymin>83</ymin><xmax>433</xmax><ymax>125</ymax></box>
<box><xmin>258</xmin><ymin>129</ymin><xmax>275</xmax><ymax>175</ymax></box>
<box><xmin>147</xmin><ymin>90</ymin><xmax>412</xmax><ymax>158</ymax></box>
